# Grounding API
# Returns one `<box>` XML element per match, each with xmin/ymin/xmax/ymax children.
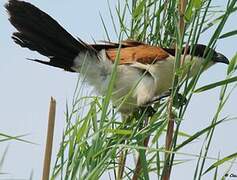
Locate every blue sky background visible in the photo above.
<box><xmin>0</xmin><ymin>0</ymin><xmax>237</xmax><ymax>179</ymax></box>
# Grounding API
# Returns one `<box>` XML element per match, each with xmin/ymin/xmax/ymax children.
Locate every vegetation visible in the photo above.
<box><xmin>33</xmin><ymin>0</ymin><xmax>237</xmax><ymax>179</ymax></box>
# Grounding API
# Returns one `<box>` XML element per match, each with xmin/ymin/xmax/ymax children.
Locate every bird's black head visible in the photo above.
<box><xmin>189</xmin><ymin>44</ymin><xmax>229</xmax><ymax>64</ymax></box>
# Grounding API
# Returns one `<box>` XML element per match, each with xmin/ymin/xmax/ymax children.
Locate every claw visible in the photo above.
<box><xmin>139</xmin><ymin>106</ymin><xmax>156</xmax><ymax>117</ymax></box>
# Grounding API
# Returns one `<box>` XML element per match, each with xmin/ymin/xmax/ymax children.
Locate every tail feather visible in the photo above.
<box><xmin>5</xmin><ymin>0</ymin><xmax>95</xmax><ymax>71</ymax></box>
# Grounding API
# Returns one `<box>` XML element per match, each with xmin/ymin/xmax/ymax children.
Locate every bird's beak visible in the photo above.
<box><xmin>214</xmin><ymin>53</ymin><xmax>229</xmax><ymax>64</ymax></box>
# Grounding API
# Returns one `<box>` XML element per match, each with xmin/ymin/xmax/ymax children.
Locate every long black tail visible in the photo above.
<box><xmin>5</xmin><ymin>0</ymin><xmax>94</xmax><ymax>72</ymax></box>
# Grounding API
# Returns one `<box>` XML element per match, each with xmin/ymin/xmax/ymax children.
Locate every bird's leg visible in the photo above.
<box><xmin>145</xmin><ymin>90</ymin><xmax>172</xmax><ymax>106</ymax></box>
<box><xmin>150</xmin><ymin>91</ymin><xmax>172</xmax><ymax>104</ymax></box>
<box><xmin>146</xmin><ymin>89</ymin><xmax>187</xmax><ymax>108</ymax></box>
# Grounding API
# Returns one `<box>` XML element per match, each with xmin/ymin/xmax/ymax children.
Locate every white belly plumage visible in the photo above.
<box><xmin>73</xmin><ymin>50</ymin><xmax>175</xmax><ymax>114</ymax></box>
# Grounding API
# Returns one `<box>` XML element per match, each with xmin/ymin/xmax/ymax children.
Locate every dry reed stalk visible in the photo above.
<box><xmin>162</xmin><ymin>0</ymin><xmax>186</xmax><ymax>180</ymax></box>
<box><xmin>42</xmin><ymin>97</ymin><xmax>56</xmax><ymax>180</ymax></box>
<box><xmin>132</xmin><ymin>114</ymin><xmax>150</xmax><ymax>180</ymax></box>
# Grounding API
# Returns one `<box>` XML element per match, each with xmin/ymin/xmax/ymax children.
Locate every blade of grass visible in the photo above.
<box><xmin>194</xmin><ymin>76</ymin><xmax>237</xmax><ymax>93</ymax></box>
<box><xmin>203</xmin><ymin>152</ymin><xmax>237</xmax><ymax>175</ymax></box>
<box><xmin>219</xmin><ymin>30</ymin><xmax>237</xmax><ymax>39</ymax></box>
<box><xmin>174</xmin><ymin>117</ymin><xmax>227</xmax><ymax>151</ymax></box>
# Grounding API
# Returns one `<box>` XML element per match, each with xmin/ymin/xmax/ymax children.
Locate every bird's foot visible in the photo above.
<box><xmin>138</xmin><ymin>106</ymin><xmax>156</xmax><ymax>117</ymax></box>
<box><xmin>173</xmin><ymin>93</ymin><xmax>187</xmax><ymax>108</ymax></box>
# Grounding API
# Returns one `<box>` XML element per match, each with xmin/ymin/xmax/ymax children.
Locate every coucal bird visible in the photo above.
<box><xmin>5</xmin><ymin>0</ymin><xmax>229</xmax><ymax>114</ymax></box>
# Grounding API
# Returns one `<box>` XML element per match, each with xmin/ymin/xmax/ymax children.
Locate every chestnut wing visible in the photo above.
<box><xmin>105</xmin><ymin>45</ymin><xmax>170</xmax><ymax>64</ymax></box>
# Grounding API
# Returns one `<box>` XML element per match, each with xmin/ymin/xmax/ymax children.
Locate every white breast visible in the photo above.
<box><xmin>73</xmin><ymin>50</ymin><xmax>197</xmax><ymax>114</ymax></box>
